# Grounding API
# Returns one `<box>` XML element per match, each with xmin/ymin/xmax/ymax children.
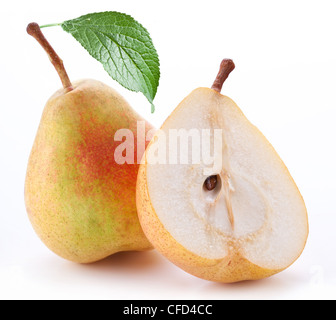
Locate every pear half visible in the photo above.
<box><xmin>137</xmin><ymin>60</ymin><xmax>308</xmax><ymax>282</ymax></box>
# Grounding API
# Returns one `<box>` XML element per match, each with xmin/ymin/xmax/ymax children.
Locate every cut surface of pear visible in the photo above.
<box><xmin>137</xmin><ymin>83</ymin><xmax>308</xmax><ymax>282</ymax></box>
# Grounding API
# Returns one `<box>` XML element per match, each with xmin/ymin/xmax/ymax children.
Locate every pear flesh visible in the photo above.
<box><xmin>25</xmin><ymin>79</ymin><xmax>153</xmax><ymax>263</ymax></box>
<box><xmin>137</xmin><ymin>87</ymin><xmax>309</xmax><ymax>282</ymax></box>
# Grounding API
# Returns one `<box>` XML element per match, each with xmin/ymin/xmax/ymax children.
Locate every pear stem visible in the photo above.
<box><xmin>211</xmin><ymin>59</ymin><xmax>235</xmax><ymax>93</ymax></box>
<box><xmin>27</xmin><ymin>22</ymin><xmax>73</xmax><ymax>91</ymax></box>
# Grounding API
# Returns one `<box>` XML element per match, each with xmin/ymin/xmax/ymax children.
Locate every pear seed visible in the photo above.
<box><xmin>204</xmin><ymin>175</ymin><xmax>218</xmax><ymax>191</ymax></box>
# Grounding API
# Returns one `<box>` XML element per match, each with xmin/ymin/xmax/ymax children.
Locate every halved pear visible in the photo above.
<box><xmin>136</xmin><ymin>59</ymin><xmax>308</xmax><ymax>283</ymax></box>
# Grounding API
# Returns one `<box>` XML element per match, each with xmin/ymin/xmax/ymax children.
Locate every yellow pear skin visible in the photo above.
<box><xmin>25</xmin><ymin>79</ymin><xmax>153</xmax><ymax>263</ymax></box>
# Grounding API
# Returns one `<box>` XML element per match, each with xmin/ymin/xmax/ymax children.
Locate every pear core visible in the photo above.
<box><xmin>143</xmin><ymin>87</ymin><xmax>308</xmax><ymax>271</ymax></box>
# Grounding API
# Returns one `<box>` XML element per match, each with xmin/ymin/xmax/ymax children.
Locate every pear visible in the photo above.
<box><xmin>136</xmin><ymin>59</ymin><xmax>309</xmax><ymax>282</ymax></box>
<box><xmin>25</xmin><ymin>23</ymin><xmax>153</xmax><ymax>263</ymax></box>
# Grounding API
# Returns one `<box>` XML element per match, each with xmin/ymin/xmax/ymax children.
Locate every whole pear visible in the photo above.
<box><xmin>25</xmin><ymin>23</ymin><xmax>153</xmax><ymax>263</ymax></box>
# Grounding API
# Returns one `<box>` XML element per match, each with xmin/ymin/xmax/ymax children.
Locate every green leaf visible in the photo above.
<box><xmin>61</xmin><ymin>12</ymin><xmax>160</xmax><ymax>112</ymax></box>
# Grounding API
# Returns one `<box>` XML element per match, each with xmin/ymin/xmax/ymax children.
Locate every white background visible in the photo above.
<box><xmin>1</xmin><ymin>0</ymin><xmax>336</xmax><ymax>300</ymax></box>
